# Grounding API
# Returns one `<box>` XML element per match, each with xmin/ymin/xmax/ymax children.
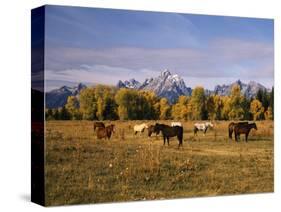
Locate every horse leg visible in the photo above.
<box><xmin>134</xmin><ymin>131</ymin><xmax>137</xmax><ymax>135</ymax></box>
<box><xmin>163</xmin><ymin>136</ymin><xmax>166</xmax><ymax>146</ymax></box>
<box><xmin>177</xmin><ymin>135</ymin><xmax>183</xmax><ymax>148</ymax></box>
<box><xmin>194</xmin><ymin>128</ymin><xmax>197</xmax><ymax>136</ymax></box>
<box><xmin>234</xmin><ymin>132</ymin><xmax>238</xmax><ymax>142</ymax></box>
<box><xmin>167</xmin><ymin>137</ymin><xmax>169</xmax><ymax>146</ymax></box>
<box><xmin>245</xmin><ymin>132</ymin><xmax>248</xmax><ymax>142</ymax></box>
<box><xmin>229</xmin><ymin>129</ymin><xmax>232</xmax><ymax>139</ymax></box>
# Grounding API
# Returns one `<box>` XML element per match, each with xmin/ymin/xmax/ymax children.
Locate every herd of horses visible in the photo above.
<box><xmin>93</xmin><ymin>121</ymin><xmax>258</xmax><ymax>148</ymax></box>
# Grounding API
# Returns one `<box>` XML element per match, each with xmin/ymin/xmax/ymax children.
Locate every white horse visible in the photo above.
<box><xmin>134</xmin><ymin>123</ymin><xmax>148</xmax><ymax>135</ymax></box>
<box><xmin>171</xmin><ymin>122</ymin><xmax>182</xmax><ymax>127</ymax></box>
<box><xmin>194</xmin><ymin>122</ymin><xmax>214</xmax><ymax>136</ymax></box>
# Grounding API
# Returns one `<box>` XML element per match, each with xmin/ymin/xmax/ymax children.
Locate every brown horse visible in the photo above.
<box><xmin>228</xmin><ymin>122</ymin><xmax>248</xmax><ymax>139</ymax></box>
<box><xmin>234</xmin><ymin>123</ymin><xmax>257</xmax><ymax>142</ymax></box>
<box><xmin>93</xmin><ymin>121</ymin><xmax>105</xmax><ymax>131</ymax></box>
<box><xmin>96</xmin><ymin>124</ymin><xmax>115</xmax><ymax>140</ymax></box>
<box><xmin>154</xmin><ymin>123</ymin><xmax>183</xmax><ymax>148</ymax></box>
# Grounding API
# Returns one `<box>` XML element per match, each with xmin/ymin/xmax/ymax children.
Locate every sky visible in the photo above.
<box><xmin>44</xmin><ymin>5</ymin><xmax>274</xmax><ymax>91</ymax></box>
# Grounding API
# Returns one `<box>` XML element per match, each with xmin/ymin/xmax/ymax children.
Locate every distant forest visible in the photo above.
<box><xmin>46</xmin><ymin>85</ymin><xmax>274</xmax><ymax>121</ymax></box>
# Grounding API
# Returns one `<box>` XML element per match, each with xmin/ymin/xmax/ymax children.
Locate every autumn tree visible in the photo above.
<box><xmin>221</xmin><ymin>96</ymin><xmax>231</xmax><ymax>120</ymax></box>
<box><xmin>213</xmin><ymin>95</ymin><xmax>224</xmax><ymax>120</ymax></box>
<box><xmin>115</xmin><ymin>88</ymin><xmax>152</xmax><ymax>120</ymax></box>
<box><xmin>140</xmin><ymin>91</ymin><xmax>160</xmax><ymax>119</ymax></box>
<box><xmin>228</xmin><ymin>85</ymin><xmax>245</xmax><ymax>120</ymax></box>
<box><xmin>79</xmin><ymin>88</ymin><xmax>97</xmax><ymax>120</ymax></box>
<box><xmin>159</xmin><ymin>98</ymin><xmax>171</xmax><ymax>120</ymax></box>
<box><xmin>65</xmin><ymin>96</ymin><xmax>81</xmax><ymax>120</ymax></box>
<box><xmin>250</xmin><ymin>99</ymin><xmax>264</xmax><ymax>120</ymax></box>
<box><xmin>206</xmin><ymin>95</ymin><xmax>216</xmax><ymax>120</ymax></box>
<box><xmin>189</xmin><ymin>87</ymin><xmax>206</xmax><ymax>120</ymax></box>
<box><xmin>171</xmin><ymin>96</ymin><xmax>189</xmax><ymax>120</ymax></box>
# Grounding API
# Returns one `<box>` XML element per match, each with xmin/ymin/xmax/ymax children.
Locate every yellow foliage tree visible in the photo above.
<box><xmin>159</xmin><ymin>98</ymin><xmax>170</xmax><ymax>120</ymax></box>
<box><xmin>228</xmin><ymin>85</ymin><xmax>244</xmax><ymax>120</ymax></box>
<box><xmin>250</xmin><ymin>99</ymin><xmax>264</xmax><ymax>120</ymax></box>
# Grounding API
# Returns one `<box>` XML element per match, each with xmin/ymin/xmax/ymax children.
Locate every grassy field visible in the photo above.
<box><xmin>45</xmin><ymin>120</ymin><xmax>274</xmax><ymax>206</ymax></box>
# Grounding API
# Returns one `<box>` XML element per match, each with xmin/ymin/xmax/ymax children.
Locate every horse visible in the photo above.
<box><xmin>133</xmin><ymin>123</ymin><xmax>148</xmax><ymax>135</ymax></box>
<box><xmin>234</xmin><ymin>123</ymin><xmax>257</xmax><ymax>142</ymax></box>
<box><xmin>171</xmin><ymin>122</ymin><xmax>182</xmax><ymax>127</ymax></box>
<box><xmin>96</xmin><ymin>124</ymin><xmax>115</xmax><ymax>140</ymax></box>
<box><xmin>148</xmin><ymin>125</ymin><xmax>155</xmax><ymax>137</ymax></box>
<box><xmin>147</xmin><ymin>125</ymin><xmax>160</xmax><ymax>137</ymax></box>
<box><xmin>228</xmin><ymin>122</ymin><xmax>248</xmax><ymax>139</ymax></box>
<box><xmin>194</xmin><ymin>122</ymin><xmax>213</xmax><ymax>136</ymax></box>
<box><xmin>93</xmin><ymin>121</ymin><xmax>105</xmax><ymax>131</ymax></box>
<box><xmin>154</xmin><ymin>123</ymin><xmax>183</xmax><ymax>148</ymax></box>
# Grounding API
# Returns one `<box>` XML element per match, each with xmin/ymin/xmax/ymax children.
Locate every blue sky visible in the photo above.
<box><xmin>44</xmin><ymin>5</ymin><xmax>274</xmax><ymax>91</ymax></box>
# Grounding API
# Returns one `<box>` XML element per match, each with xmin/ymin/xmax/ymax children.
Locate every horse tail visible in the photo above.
<box><xmin>177</xmin><ymin>127</ymin><xmax>184</xmax><ymax>146</ymax></box>
<box><xmin>228</xmin><ymin>123</ymin><xmax>234</xmax><ymax>139</ymax></box>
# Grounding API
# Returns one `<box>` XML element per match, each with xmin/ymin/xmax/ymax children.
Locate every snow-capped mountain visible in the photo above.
<box><xmin>117</xmin><ymin>69</ymin><xmax>192</xmax><ymax>103</ymax></box>
<box><xmin>46</xmin><ymin>83</ymin><xmax>86</xmax><ymax>108</ymax></box>
<box><xmin>117</xmin><ymin>78</ymin><xmax>141</xmax><ymax>89</ymax></box>
<box><xmin>214</xmin><ymin>80</ymin><xmax>269</xmax><ymax>98</ymax></box>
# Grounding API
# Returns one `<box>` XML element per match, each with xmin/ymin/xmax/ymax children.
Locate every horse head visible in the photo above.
<box><xmin>110</xmin><ymin>124</ymin><xmax>115</xmax><ymax>133</ymax></box>
<box><xmin>206</xmin><ymin>122</ymin><xmax>214</xmax><ymax>128</ymax></box>
<box><xmin>148</xmin><ymin>125</ymin><xmax>155</xmax><ymax>137</ymax></box>
<box><xmin>154</xmin><ymin>123</ymin><xmax>161</xmax><ymax>134</ymax></box>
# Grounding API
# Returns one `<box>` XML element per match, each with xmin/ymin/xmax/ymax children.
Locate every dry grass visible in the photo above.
<box><xmin>45</xmin><ymin>120</ymin><xmax>274</xmax><ymax>206</ymax></box>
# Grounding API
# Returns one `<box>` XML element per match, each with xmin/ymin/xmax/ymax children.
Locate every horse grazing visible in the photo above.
<box><xmin>171</xmin><ymin>122</ymin><xmax>182</xmax><ymax>127</ymax></box>
<box><xmin>228</xmin><ymin>122</ymin><xmax>248</xmax><ymax>139</ymax></box>
<box><xmin>194</xmin><ymin>122</ymin><xmax>213</xmax><ymax>136</ymax></box>
<box><xmin>154</xmin><ymin>123</ymin><xmax>183</xmax><ymax>148</ymax></box>
<box><xmin>234</xmin><ymin>123</ymin><xmax>257</xmax><ymax>142</ymax></box>
<box><xmin>96</xmin><ymin>124</ymin><xmax>115</xmax><ymax>140</ymax></box>
<box><xmin>148</xmin><ymin>125</ymin><xmax>155</xmax><ymax>137</ymax></box>
<box><xmin>134</xmin><ymin>123</ymin><xmax>148</xmax><ymax>135</ymax></box>
<box><xmin>93</xmin><ymin>121</ymin><xmax>105</xmax><ymax>131</ymax></box>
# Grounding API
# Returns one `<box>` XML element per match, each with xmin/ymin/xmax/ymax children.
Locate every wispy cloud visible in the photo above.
<box><xmin>44</xmin><ymin>6</ymin><xmax>274</xmax><ymax>90</ymax></box>
<box><xmin>45</xmin><ymin>38</ymin><xmax>273</xmax><ymax>89</ymax></box>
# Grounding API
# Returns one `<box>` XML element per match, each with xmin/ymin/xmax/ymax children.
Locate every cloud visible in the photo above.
<box><xmin>45</xmin><ymin>37</ymin><xmax>273</xmax><ymax>79</ymax></box>
<box><xmin>45</xmin><ymin>65</ymin><xmax>161</xmax><ymax>87</ymax></box>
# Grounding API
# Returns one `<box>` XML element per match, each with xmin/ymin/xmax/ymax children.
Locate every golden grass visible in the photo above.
<box><xmin>45</xmin><ymin>120</ymin><xmax>274</xmax><ymax>206</ymax></box>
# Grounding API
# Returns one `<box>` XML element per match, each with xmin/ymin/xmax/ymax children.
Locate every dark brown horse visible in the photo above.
<box><xmin>96</xmin><ymin>124</ymin><xmax>115</xmax><ymax>140</ymax></box>
<box><xmin>234</xmin><ymin>123</ymin><xmax>257</xmax><ymax>142</ymax></box>
<box><xmin>154</xmin><ymin>123</ymin><xmax>183</xmax><ymax>148</ymax></box>
<box><xmin>228</xmin><ymin>122</ymin><xmax>248</xmax><ymax>139</ymax></box>
<box><xmin>93</xmin><ymin>121</ymin><xmax>105</xmax><ymax>131</ymax></box>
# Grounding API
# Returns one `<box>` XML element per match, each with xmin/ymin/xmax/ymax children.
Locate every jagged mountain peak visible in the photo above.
<box><xmin>117</xmin><ymin>78</ymin><xmax>141</xmax><ymax>89</ymax></box>
<box><xmin>214</xmin><ymin>80</ymin><xmax>268</xmax><ymax>98</ymax></box>
<box><xmin>46</xmin><ymin>83</ymin><xmax>87</xmax><ymax>108</ymax></box>
<box><xmin>160</xmin><ymin>69</ymin><xmax>172</xmax><ymax>77</ymax></box>
<box><xmin>117</xmin><ymin>70</ymin><xmax>192</xmax><ymax>103</ymax></box>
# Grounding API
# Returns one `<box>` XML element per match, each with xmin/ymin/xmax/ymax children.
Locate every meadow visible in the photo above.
<box><xmin>45</xmin><ymin>120</ymin><xmax>274</xmax><ymax>206</ymax></box>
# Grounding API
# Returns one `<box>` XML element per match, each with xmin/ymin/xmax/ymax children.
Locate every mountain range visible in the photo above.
<box><xmin>46</xmin><ymin>83</ymin><xmax>86</xmax><ymax>108</ymax></box>
<box><xmin>117</xmin><ymin>70</ymin><xmax>192</xmax><ymax>103</ymax></box>
<box><xmin>46</xmin><ymin>70</ymin><xmax>271</xmax><ymax>108</ymax></box>
<box><xmin>214</xmin><ymin>80</ymin><xmax>269</xmax><ymax>98</ymax></box>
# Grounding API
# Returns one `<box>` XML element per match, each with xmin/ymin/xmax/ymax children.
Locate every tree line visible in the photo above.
<box><xmin>46</xmin><ymin>84</ymin><xmax>274</xmax><ymax>121</ymax></box>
